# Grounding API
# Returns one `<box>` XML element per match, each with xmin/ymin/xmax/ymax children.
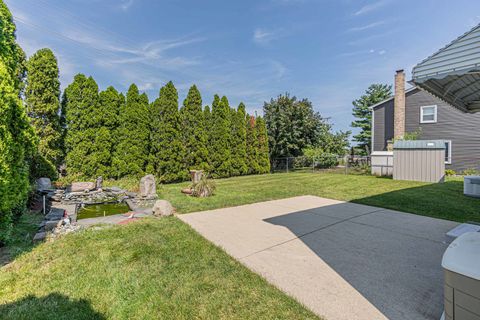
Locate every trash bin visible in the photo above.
<box><xmin>441</xmin><ymin>232</ymin><xmax>480</xmax><ymax>320</ymax></box>
<box><xmin>464</xmin><ymin>176</ymin><xmax>480</xmax><ymax>198</ymax></box>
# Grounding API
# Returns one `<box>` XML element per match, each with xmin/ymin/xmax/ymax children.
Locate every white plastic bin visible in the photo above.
<box><xmin>441</xmin><ymin>232</ymin><xmax>480</xmax><ymax>320</ymax></box>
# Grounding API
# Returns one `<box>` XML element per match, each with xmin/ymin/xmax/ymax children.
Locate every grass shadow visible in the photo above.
<box><xmin>0</xmin><ymin>293</ymin><xmax>105</xmax><ymax>320</ymax></box>
<box><xmin>352</xmin><ymin>180</ymin><xmax>480</xmax><ymax>223</ymax></box>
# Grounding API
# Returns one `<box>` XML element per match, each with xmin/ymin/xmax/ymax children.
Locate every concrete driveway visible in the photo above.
<box><xmin>179</xmin><ymin>196</ymin><xmax>458</xmax><ymax>320</ymax></box>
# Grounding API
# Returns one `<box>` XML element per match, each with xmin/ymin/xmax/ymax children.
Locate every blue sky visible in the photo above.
<box><xmin>6</xmin><ymin>0</ymin><xmax>480</xmax><ymax>134</ymax></box>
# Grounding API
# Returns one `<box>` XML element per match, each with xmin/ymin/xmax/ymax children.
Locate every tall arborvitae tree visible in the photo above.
<box><xmin>351</xmin><ymin>84</ymin><xmax>392</xmax><ymax>154</ymax></box>
<box><xmin>63</xmin><ymin>74</ymin><xmax>101</xmax><ymax>177</ymax></box>
<box><xmin>0</xmin><ymin>1</ymin><xmax>26</xmax><ymax>91</ymax></box>
<box><xmin>246</xmin><ymin>115</ymin><xmax>260</xmax><ymax>174</ymax></box>
<box><xmin>230</xmin><ymin>103</ymin><xmax>248</xmax><ymax>176</ymax></box>
<box><xmin>113</xmin><ymin>84</ymin><xmax>149</xmax><ymax>178</ymax></box>
<box><xmin>0</xmin><ymin>60</ymin><xmax>35</xmax><ymax>243</ymax></box>
<box><xmin>0</xmin><ymin>1</ymin><xmax>35</xmax><ymax>242</ymax></box>
<box><xmin>149</xmin><ymin>81</ymin><xmax>186</xmax><ymax>182</ymax></box>
<box><xmin>255</xmin><ymin>116</ymin><xmax>270</xmax><ymax>173</ymax></box>
<box><xmin>98</xmin><ymin>86</ymin><xmax>123</xmax><ymax>177</ymax></box>
<box><xmin>25</xmin><ymin>48</ymin><xmax>62</xmax><ymax>179</ymax></box>
<box><xmin>209</xmin><ymin>95</ymin><xmax>232</xmax><ymax>177</ymax></box>
<box><xmin>180</xmin><ymin>85</ymin><xmax>209</xmax><ymax>171</ymax></box>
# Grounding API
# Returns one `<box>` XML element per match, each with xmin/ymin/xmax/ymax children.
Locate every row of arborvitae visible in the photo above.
<box><xmin>0</xmin><ymin>0</ymin><xmax>269</xmax><ymax>243</ymax></box>
<box><xmin>63</xmin><ymin>77</ymin><xmax>270</xmax><ymax>182</ymax></box>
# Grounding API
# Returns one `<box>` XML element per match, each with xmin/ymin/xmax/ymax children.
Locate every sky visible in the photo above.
<box><xmin>6</xmin><ymin>0</ymin><xmax>480</xmax><ymax>135</ymax></box>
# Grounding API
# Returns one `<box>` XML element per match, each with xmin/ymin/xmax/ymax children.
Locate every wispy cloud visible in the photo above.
<box><xmin>253</xmin><ymin>28</ymin><xmax>282</xmax><ymax>45</ymax></box>
<box><xmin>354</xmin><ymin>0</ymin><xmax>389</xmax><ymax>16</ymax></box>
<box><xmin>348</xmin><ymin>20</ymin><xmax>385</xmax><ymax>32</ymax></box>
<box><xmin>119</xmin><ymin>0</ymin><xmax>135</xmax><ymax>11</ymax></box>
<box><xmin>61</xmin><ymin>28</ymin><xmax>205</xmax><ymax>68</ymax></box>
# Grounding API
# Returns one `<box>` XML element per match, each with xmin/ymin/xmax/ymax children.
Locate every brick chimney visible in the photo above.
<box><xmin>394</xmin><ymin>69</ymin><xmax>406</xmax><ymax>139</ymax></box>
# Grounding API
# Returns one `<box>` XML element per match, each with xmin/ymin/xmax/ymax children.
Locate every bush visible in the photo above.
<box><xmin>191</xmin><ymin>176</ymin><xmax>216</xmax><ymax>198</ymax></box>
<box><xmin>303</xmin><ymin>147</ymin><xmax>339</xmax><ymax>169</ymax></box>
<box><xmin>462</xmin><ymin>168</ymin><xmax>479</xmax><ymax>176</ymax></box>
<box><xmin>445</xmin><ymin>169</ymin><xmax>456</xmax><ymax>176</ymax></box>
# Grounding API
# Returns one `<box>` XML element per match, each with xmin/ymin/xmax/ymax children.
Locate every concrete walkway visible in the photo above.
<box><xmin>179</xmin><ymin>196</ymin><xmax>457</xmax><ymax>320</ymax></box>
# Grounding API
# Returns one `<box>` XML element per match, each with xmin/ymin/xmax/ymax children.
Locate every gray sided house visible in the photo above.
<box><xmin>371</xmin><ymin>85</ymin><xmax>480</xmax><ymax>172</ymax></box>
<box><xmin>371</xmin><ymin>23</ymin><xmax>480</xmax><ymax>173</ymax></box>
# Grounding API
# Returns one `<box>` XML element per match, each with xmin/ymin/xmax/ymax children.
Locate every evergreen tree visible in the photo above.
<box><xmin>0</xmin><ymin>60</ymin><xmax>36</xmax><ymax>243</ymax></box>
<box><xmin>351</xmin><ymin>84</ymin><xmax>392</xmax><ymax>154</ymax></box>
<box><xmin>246</xmin><ymin>115</ymin><xmax>260</xmax><ymax>174</ymax></box>
<box><xmin>97</xmin><ymin>86</ymin><xmax>123</xmax><ymax>177</ymax></box>
<box><xmin>25</xmin><ymin>48</ymin><xmax>62</xmax><ymax>179</ymax></box>
<box><xmin>64</xmin><ymin>74</ymin><xmax>101</xmax><ymax>177</ymax></box>
<box><xmin>255</xmin><ymin>116</ymin><xmax>270</xmax><ymax>173</ymax></box>
<box><xmin>230</xmin><ymin>103</ymin><xmax>248</xmax><ymax>176</ymax></box>
<box><xmin>149</xmin><ymin>81</ymin><xmax>186</xmax><ymax>182</ymax></box>
<box><xmin>113</xmin><ymin>84</ymin><xmax>149</xmax><ymax>178</ymax></box>
<box><xmin>180</xmin><ymin>85</ymin><xmax>209</xmax><ymax>171</ymax></box>
<box><xmin>209</xmin><ymin>95</ymin><xmax>232</xmax><ymax>177</ymax></box>
<box><xmin>0</xmin><ymin>0</ymin><xmax>26</xmax><ymax>91</ymax></box>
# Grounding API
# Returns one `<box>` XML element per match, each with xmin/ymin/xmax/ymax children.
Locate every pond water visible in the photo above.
<box><xmin>77</xmin><ymin>203</ymin><xmax>131</xmax><ymax>220</ymax></box>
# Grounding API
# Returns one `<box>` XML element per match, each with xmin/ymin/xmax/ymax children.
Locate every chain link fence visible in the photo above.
<box><xmin>271</xmin><ymin>155</ymin><xmax>371</xmax><ymax>175</ymax></box>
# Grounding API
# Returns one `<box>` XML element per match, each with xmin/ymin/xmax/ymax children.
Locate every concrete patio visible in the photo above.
<box><xmin>179</xmin><ymin>195</ymin><xmax>458</xmax><ymax>320</ymax></box>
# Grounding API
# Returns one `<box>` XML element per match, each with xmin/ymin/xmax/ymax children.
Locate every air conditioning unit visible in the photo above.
<box><xmin>464</xmin><ymin>176</ymin><xmax>480</xmax><ymax>198</ymax></box>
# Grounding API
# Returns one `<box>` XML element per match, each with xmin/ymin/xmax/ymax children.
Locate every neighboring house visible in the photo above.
<box><xmin>371</xmin><ymin>24</ymin><xmax>480</xmax><ymax>173</ymax></box>
<box><xmin>371</xmin><ymin>80</ymin><xmax>480</xmax><ymax>172</ymax></box>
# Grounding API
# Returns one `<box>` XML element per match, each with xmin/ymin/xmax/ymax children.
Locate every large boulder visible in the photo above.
<box><xmin>152</xmin><ymin>200</ymin><xmax>174</xmax><ymax>217</ymax></box>
<box><xmin>71</xmin><ymin>182</ymin><xmax>95</xmax><ymax>192</ymax></box>
<box><xmin>36</xmin><ymin>178</ymin><xmax>52</xmax><ymax>191</ymax></box>
<box><xmin>139</xmin><ymin>174</ymin><xmax>157</xmax><ymax>199</ymax></box>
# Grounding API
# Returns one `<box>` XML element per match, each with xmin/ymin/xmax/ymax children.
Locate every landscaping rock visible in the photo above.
<box><xmin>33</xmin><ymin>232</ymin><xmax>46</xmax><ymax>243</ymax></box>
<box><xmin>139</xmin><ymin>175</ymin><xmax>157</xmax><ymax>199</ymax></box>
<box><xmin>36</xmin><ymin>178</ymin><xmax>52</xmax><ymax>191</ymax></box>
<box><xmin>71</xmin><ymin>182</ymin><xmax>95</xmax><ymax>192</ymax></box>
<box><xmin>152</xmin><ymin>200</ymin><xmax>174</xmax><ymax>217</ymax></box>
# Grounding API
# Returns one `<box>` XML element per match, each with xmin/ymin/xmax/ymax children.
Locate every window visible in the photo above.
<box><xmin>420</xmin><ymin>105</ymin><xmax>437</xmax><ymax>123</ymax></box>
<box><xmin>445</xmin><ymin>140</ymin><xmax>452</xmax><ymax>164</ymax></box>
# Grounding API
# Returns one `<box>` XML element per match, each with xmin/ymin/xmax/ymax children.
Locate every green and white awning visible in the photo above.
<box><xmin>412</xmin><ymin>24</ymin><xmax>480</xmax><ymax>113</ymax></box>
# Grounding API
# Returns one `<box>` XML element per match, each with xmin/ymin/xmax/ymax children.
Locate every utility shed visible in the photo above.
<box><xmin>393</xmin><ymin>140</ymin><xmax>446</xmax><ymax>183</ymax></box>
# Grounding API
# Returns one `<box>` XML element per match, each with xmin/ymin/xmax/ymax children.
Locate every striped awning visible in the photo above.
<box><xmin>412</xmin><ymin>24</ymin><xmax>480</xmax><ymax>113</ymax></box>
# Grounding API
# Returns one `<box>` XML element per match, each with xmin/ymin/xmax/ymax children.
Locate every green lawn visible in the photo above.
<box><xmin>2</xmin><ymin>172</ymin><xmax>478</xmax><ymax>320</ymax></box>
<box><xmin>108</xmin><ymin>172</ymin><xmax>480</xmax><ymax>223</ymax></box>
<box><xmin>0</xmin><ymin>217</ymin><xmax>319</xmax><ymax>320</ymax></box>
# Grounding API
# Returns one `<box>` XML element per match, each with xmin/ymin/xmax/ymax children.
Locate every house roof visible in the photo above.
<box><xmin>368</xmin><ymin>87</ymin><xmax>417</xmax><ymax>110</ymax></box>
<box><xmin>411</xmin><ymin>24</ymin><xmax>480</xmax><ymax>113</ymax></box>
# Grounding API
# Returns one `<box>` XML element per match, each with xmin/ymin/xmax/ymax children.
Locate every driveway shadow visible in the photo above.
<box><xmin>264</xmin><ymin>200</ymin><xmax>458</xmax><ymax>320</ymax></box>
<box><xmin>0</xmin><ymin>293</ymin><xmax>105</xmax><ymax>320</ymax></box>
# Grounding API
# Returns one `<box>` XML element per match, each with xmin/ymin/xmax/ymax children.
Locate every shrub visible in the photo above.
<box><xmin>445</xmin><ymin>169</ymin><xmax>456</xmax><ymax>176</ymax></box>
<box><xmin>462</xmin><ymin>168</ymin><xmax>479</xmax><ymax>176</ymax></box>
<box><xmin>303</xmin><ymin>147</ymin><xmax>339</xmax><ymax>169</ymax></box>
<box><xmin>191</xmin><ymin>176</ymin><xmax>216</xmax><ymax>198</ymax></box>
